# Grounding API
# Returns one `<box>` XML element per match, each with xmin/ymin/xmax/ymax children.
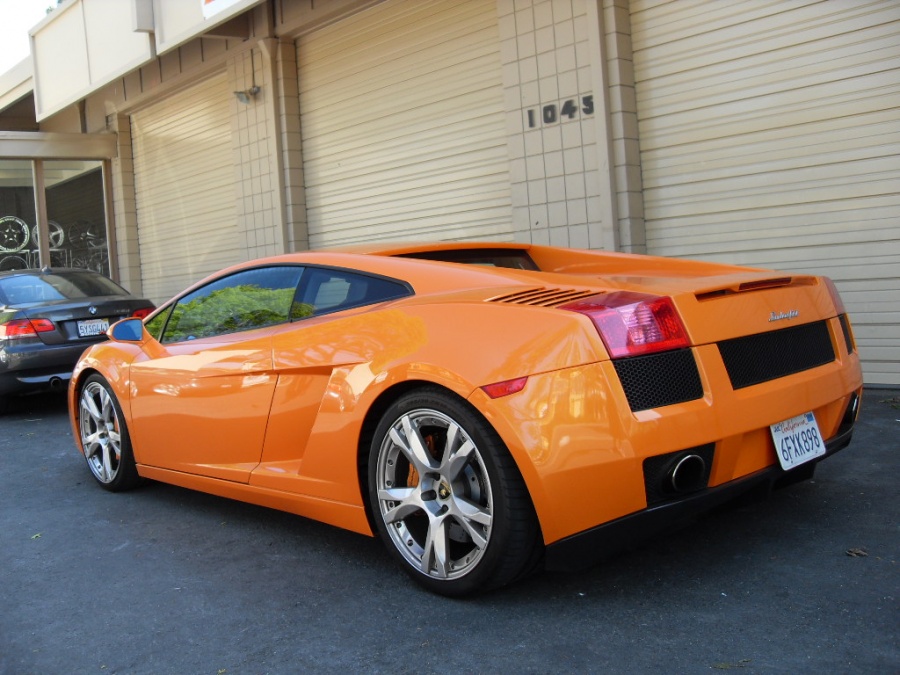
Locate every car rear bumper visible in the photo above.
<box><xmin>543</xmin><ymin>422</ymin><xmax>855</xmax><ymax>572</ymax></box>
<box><xmin>470</xmin><ymin>314</ymin><xmax>863</xmax><ymax>547</ymax></box>
<box><xmin>0</xmin><ymin>341</ymin><xmax>93</xmax><ymax>395</ymax></box>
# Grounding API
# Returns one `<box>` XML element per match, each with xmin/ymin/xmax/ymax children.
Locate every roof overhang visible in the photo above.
<box><xmin>30</xmin><ymin>0</ymin><xmax>265</xmax><ymax>122</ymax></box>
<box><xmin>153</xmin><ymin>0</ymin><xmax>263</xmax><ymax>55</ymax></box>
<box><xmin>31</xmin><ymin>0</ymin><xmax>156</xmax><ymax>121</ymax></box>
<box><xmin>0</xmin><ymin>59</ymin><xmax>34</xmax><ymax>114</ymax></box>
<box><xmin>0</xmin><ymin>131</ymin><xmax>117</xmax><ymax>159</ymax></box>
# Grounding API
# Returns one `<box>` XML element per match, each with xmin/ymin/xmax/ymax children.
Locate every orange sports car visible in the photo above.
<box><xmin>68</xmin><ymin>242</ymin><xmax>863</xmax><ymax>596</ymax></box>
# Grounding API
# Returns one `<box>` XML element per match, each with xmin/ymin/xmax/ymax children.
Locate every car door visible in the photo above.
<box><xmin>249</xmin><ymin>266</ymin><xmax>413</xmax><ymax>498</ymax></box>
<box><xmin>128</xmin><ymin>265</ymin><xmax>304</xmax><ymax>483</ymax></box>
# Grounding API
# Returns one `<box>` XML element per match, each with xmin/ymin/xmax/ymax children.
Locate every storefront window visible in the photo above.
<box><xmin>0</xmin><ymin>160</ymin><xmax>37</xmax><ymax>271</ymax></box>
<box><xmin>0</xmin><ymin>159</ymin><xmax>109</xmax><ymax>275</ymax></box>
<box><xmin>44</xmin><ymin>160</ymin><xmax>108</xmax><ymax>275</ymax></box>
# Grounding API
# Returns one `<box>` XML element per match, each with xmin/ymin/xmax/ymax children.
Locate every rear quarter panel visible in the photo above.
<box><xmin>251</xmin><ymin>301</ymin><xmax>606</xmax><ymax>508</ymax></box>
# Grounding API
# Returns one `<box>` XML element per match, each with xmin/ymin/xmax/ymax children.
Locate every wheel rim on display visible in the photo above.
<box><xmin>0</xmin><ymin>216</ymin><xmax>30</xmax><ymax>253</ymax></box>
<box><xmin>31</xmin><ymin>221</ymin><xmax>66</xmax><ymax>249</ymax></box>
<box><xmin>0</xmin><ymin>255</ymin><xmax>28</xmax><ymax>271</ymax></box>
<box><xmin>375</xmin><ymin>408</ymin><xmax>493</xmax><ymax>580</ymax></box>
<box><xmin>79</xmin><ymin>381</ymin><xmax>123</xmax><ymax>484</ymax></box>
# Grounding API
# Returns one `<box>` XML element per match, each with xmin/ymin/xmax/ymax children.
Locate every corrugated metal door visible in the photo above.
<box><xmin>297</xmin><ymin>0</ymin><xmax>512</xmax><ymax>247</ymax></box>
<box><xmin>131</xmin><ymin>73</ymin><xmax>239</xmax><ymax>303</ymax></box>
<box><xmin>632</xmin><ymin>0</ymin><xmax>900</xmax><ymax>386</ymax></box>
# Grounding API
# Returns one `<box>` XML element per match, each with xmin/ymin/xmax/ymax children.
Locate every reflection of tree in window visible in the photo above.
<box><xmin>290</xmin><ymin>301</ymin><xmax>313</xmax><ymax>320</ymax></box>
<box><xmin>163</xmin><ymin>285</ymin><xmax>309</xmax><ymax>343</ymax></box>
<box><xmin>144</xmin><ymin>306</ymin><xmax>170</xmax><ymax>340</ymax></box>
<box><xmin>151</xmin><ymin>265</ymin><xmax>409</xmax><ymax>344</ymax></box>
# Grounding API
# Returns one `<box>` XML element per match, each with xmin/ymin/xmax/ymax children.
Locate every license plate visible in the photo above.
<box><xmin>770</xmin><ymin>411</ymin><xmax>825</xmax><ymax>470</ymax></box>
<box><xmin>77</xmin><ymin>318</ymin><xmax>110</xmax><ymax>337</ymax></box>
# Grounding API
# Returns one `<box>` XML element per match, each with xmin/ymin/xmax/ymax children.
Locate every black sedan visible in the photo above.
<box><xmin>0</xmin><ymin>268</ymin><xmax>153</xmax><ymax>413</ymax></box>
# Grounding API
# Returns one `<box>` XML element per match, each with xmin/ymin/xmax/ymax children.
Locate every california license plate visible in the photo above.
<box><xmin>77</xmin><ymin>318</ymin><xmax>109</xmax><ymax>337</ymax></box>
<box><xmin>770</xmin><ymin>412</ymin><xmax>825</xmax><ymax>470</ymax></box>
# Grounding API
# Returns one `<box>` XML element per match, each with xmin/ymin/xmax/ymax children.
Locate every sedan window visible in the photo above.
<box><xmin>0</xmin><ymin>271</ymin><xmax>128</xmax><ymax>305</ymax></box>
<box><xmin>160</xmin><ymin>266</ymin><xmax>304</xmax><ymax>343</ymax></box>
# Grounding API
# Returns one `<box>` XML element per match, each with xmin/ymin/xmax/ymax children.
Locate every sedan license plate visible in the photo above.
<box><xmin>77</xmin><ymin>318</ymin><xmax>110</xmax><ymax>337</ymax></box>
<box><xmin>770</xmin><ymin>412</ymin><xmax>825</xmax><ymax>470</ymax></box>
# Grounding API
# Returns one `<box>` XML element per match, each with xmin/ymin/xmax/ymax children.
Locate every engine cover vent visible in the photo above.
<box><xmin>487</xmin><ymin>288</ymin><xmax>596</xmax><ymax>307</ymax></box>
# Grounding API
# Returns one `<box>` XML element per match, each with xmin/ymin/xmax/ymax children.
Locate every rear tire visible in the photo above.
<box><xmin>368</xmin><ymin>387</ymin><xmax>542</xmax><ymax>596</ymax></box>
<box><xmin>78</xmin><ymin>374</ymin><xmax>141</xmax><ymax>491</ymax></box>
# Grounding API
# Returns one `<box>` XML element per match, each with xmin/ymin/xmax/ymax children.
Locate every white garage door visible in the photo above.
<box><xmin>297</xmin><ymin>0</ymin><xmax>512</xmax><ymax>247</ymax></box>
<box><xmin>631</xmin><ymin>0</ymin><xmax>900</xmax><ymax>386</ymax></box>
<box><xmin>131</xmin><ymin>73</ymin><xmax>239</xmax><ymax>303</ymax></box>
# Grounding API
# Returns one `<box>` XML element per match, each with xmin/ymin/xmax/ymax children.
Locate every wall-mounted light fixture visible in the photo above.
<box><xmin>234</xmin><ymin>48</ymin><xmax>260</xmax><ymax>104</ymax></box>
<box><xmin>233</xmin><ymin>86</ymin><xmax>260</xmax><ymax>104</ymax></box>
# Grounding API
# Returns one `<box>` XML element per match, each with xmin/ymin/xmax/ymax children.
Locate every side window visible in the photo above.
<box><xmin>295</xmin><ymin>267</ymin><xmax>410</xmax><ymax>318</ymax></box>
<box><xmin>160</xmin><ymin>266</ymin><xmax>303</xmax><ymax>343</ymax></box>
<box><xmin>144</xmin><ymin>305</ymin><xmax>171</xmax><ymax>341</ymax></box>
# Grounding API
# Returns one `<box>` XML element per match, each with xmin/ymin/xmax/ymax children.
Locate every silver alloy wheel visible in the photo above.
<box><xmin>0</xmin><ymin>216</ymin><xmax>30</xmax><ymax>253</ymax></box>
<box><xmin>79</xmin><ymin>380</ymin><xmax>124</xmax><ymax>484</ymax></box>
<box><xmin>375</xmin><ymin>408</ymin><xmax>494</xmax><ymax>580</ymax></box>
<box><xmin>30</xmin><ymin>221</ymin><xmax>66</xmax><ymax>249</ymax></box>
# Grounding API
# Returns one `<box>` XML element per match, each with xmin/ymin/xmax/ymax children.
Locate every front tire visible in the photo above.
<box><xmin>368</xmin><ymin>388</ymin><xmax>541</xmax><ymax>596</ymax></box>
<box><xmin>78</xmin><ymin>374</ymin><xmax>141</xmax><ymax>491</ymax></box>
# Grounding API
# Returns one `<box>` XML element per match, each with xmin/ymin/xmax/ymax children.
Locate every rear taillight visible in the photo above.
<box><xmin>0</xmin><ymin>318</ymin><xmax>55</xmax><ymax>340</ymax></box>
<box><xmin>131</xmin><ymin>307</ymin><xmax>155</xmax><ymax>320</ymax></box>
<box><xmin>823</xmin><ymin>277</ymin><xmax>846</xmax><ymax>314</ymax></box>
<box><xmin>823</xmin><ymin>278</ymin><xmax>856</xmax><ymax>354</ymax></box>
<box><xmin>562</xmin><ymin>292</ymin><xmax>690</xmax><ymax>358</ymax></box>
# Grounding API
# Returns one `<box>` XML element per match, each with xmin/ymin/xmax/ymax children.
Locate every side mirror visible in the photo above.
<box><xmin>109</xmin><ymin>317</ymin><xmax>145</xmax><ymax>342</ymax></box>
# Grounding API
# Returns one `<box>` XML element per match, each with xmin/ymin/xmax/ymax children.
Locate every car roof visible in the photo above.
<box><xmin>0</xmin><ymin>267</ymin><xmax>103</xmax><ymax>279</ymax></box>
<box><xmin>324</xmin><ymin>241</ymin><xmax>531</xmax><ymax>256</ymax></box>
<box><xmin>150</xmin><ymin>244</ymin><xmax>543</xmax><ymax>307</ymax></box>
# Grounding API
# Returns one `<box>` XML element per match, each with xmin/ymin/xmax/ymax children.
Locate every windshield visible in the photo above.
<box><xmin>0</xmin><ymin>271</ymin><xmax>129</xmax><ymax>305</ymax></box>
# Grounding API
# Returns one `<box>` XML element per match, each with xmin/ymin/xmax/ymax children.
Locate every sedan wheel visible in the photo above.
<box><xmin>369</xmin><ymin>388</ymin><xmax>541</xmax><ymax>596</ymax></box>
<box><xmin>79</xmin><ymin>374</ymin><xmax>140</xmax><ymax>491</ymax></box>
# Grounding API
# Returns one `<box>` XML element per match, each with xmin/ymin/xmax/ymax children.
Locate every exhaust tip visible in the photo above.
<box><xmin>668</xmin><ymin>453</ymin><xmax>707</xmax><ymax>494</ymax></box>
<box><xmin>643</xmin><ymin>444</ymin><xmax>715</xmax><ymax>505</ymax></box>
<box><xmin>848</xmin><ymin>392</ymin><xmax>860</xmax><ymax>420</ymax></box>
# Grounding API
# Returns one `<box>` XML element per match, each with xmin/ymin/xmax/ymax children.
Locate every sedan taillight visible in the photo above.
<box><xmin>131</xmin><ymin>307</ymin><xmax>155</xmax><ymax>320</ymax></box>
<box><xmin>0</xmin><ymin>318</ymin><xmax>56</xmax><ymax>340</ymax></box>
<box><xmin>562</xmin><ymin>292</ymin><xmax>690</xmax><ymax>358</ymax></box>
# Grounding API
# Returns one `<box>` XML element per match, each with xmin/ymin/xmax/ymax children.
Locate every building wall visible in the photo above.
<box><xmin>602</xmin><ymin>0</ymin><xmax>644</xmax><ymax>254</ymax></box>
<box><xmin>108</xmin><ymin>114</ymin><xmax>140</xmax><ymax>293</ymax></box>
<box><xmin>498</xmin><ymin>0</ymin><xmax>616</xmax><ymax>250</ymax></box>
<box><xmin>228</xmin><ymin>40</ymin><xmax>288</xmax><ymax>261</ymax></box>
<box><xmin>630</xmin><ymin>0</ymin><xmax>900</xmax><ymax>386</ymax></box>
<box><xmin>11</xmin><ymin>0</ymin><xmax>894</xmax><ymax>383</ymax></box>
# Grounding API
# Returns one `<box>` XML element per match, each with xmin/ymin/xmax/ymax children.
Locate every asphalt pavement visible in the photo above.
<box><xmin>1</xmin><ymin>389</ymin><xmax>897</xmax><ymax>674</ymax></box>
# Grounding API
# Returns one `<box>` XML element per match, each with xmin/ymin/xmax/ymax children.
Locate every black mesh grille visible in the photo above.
<box><xmin>718</xmin><ymin>320</ymin><xmax>835</xmax><ymax>390</ymax></box>
<box><xmin>613</xmin><ymin>349</ymin><xmax>704</xmax><ymax>412</ymax></box>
